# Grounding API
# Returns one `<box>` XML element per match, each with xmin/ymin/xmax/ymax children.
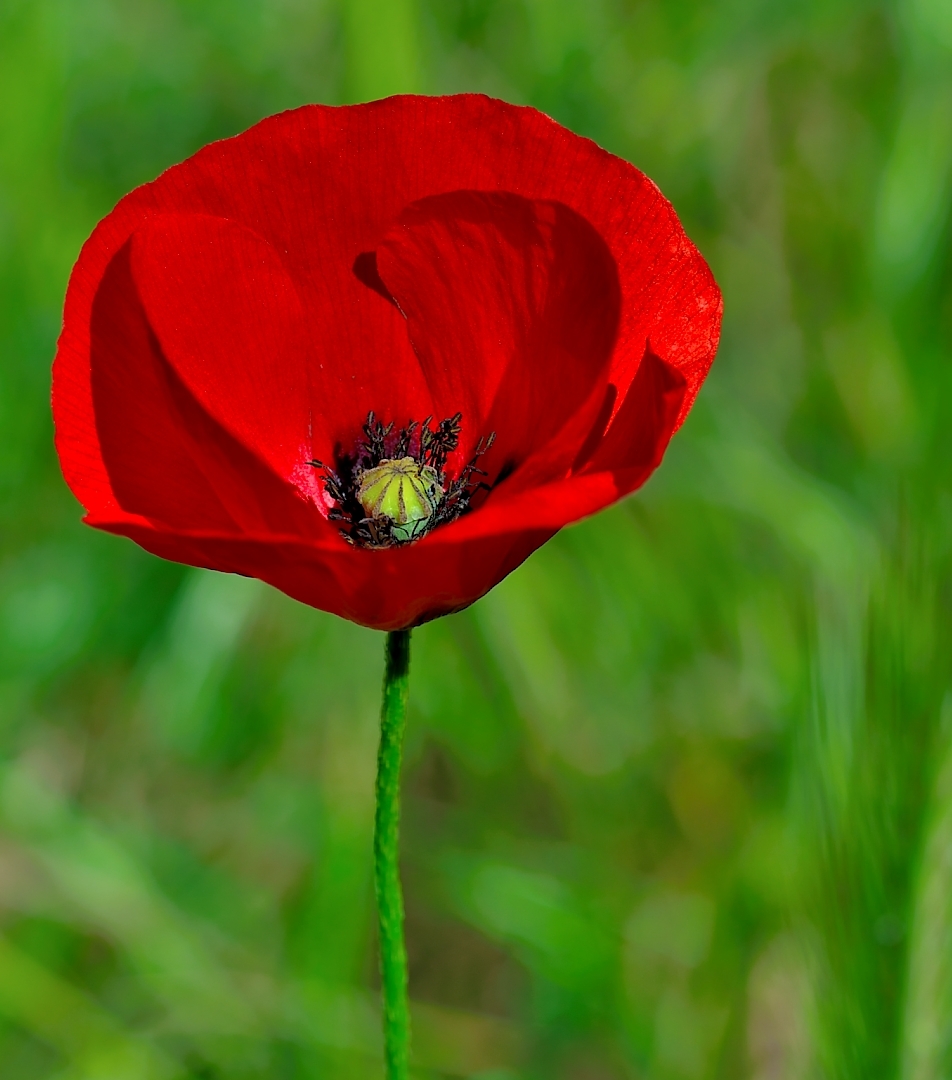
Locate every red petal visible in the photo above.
<box><xmin>85</xmin><ymin>514</ymin><xmax>554</xmax><ymax>631</ymax></box>
<box><xmin>129</xmin><ymin>213</ymin><xmax>321</xmax><ymax>478</ymax></box>
<box><xmin>429</xmin><ymin>348</ymin><xmax>686</xmax><ymax>539</ymax></box>
<box><xmin>86</xmin><ymin>242</ymin><xmax>239</xmax><ymax>531</ymax></box>
<box><xmin>376</xmin><ymin>191</ymin><xmax>620</xmax><ymax>477</ymax></box>
<box><xmin>638</xmin><ymin>246</ymin><xmax>721</xmax><ymax>431</ymax></box>
<box><xmin>84</xmin><ymin>239</ymin><xmax>330</xmax><ymax>538</ymax></box>
<box><xmin>581</xmin><ymin>343</ymin><xmax>686</xmax><ymax>478</ymax></box>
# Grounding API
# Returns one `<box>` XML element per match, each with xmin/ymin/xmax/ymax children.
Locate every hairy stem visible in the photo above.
<box><xmin>375</xmin><ymin>629</ymin><xmax>411</xmax><ymax>1078</ymax></box>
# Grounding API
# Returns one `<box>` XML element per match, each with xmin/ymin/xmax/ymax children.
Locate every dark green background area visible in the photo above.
<box><xmin>2</xmin><ymin>0</ymin><xmax>952</xmax><ymax>1076</ymax></box>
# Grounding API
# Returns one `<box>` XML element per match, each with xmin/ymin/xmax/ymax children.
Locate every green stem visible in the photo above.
<box><xmin>375</xmin><ymin>629</ymin><xmax>411</xmax><ymax>1078</ymax></box>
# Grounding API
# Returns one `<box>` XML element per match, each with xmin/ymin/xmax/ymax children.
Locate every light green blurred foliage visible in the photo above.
<box><xmin>1</xmin><ymin>0</ymin><xmax>952</xmax><ymax>1077</ymax></box>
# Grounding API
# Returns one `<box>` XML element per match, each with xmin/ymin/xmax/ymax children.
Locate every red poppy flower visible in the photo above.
<box><xmin>53</xmin><ymin>94</ymin><xmax>721</xmax><ymax>631</ymax></box>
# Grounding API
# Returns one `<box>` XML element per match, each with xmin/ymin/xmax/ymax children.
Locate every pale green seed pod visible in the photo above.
<box><xmin>356</xmin><ymin>457</ymin><xmax>444</xmax><ymax>542</ymax></box>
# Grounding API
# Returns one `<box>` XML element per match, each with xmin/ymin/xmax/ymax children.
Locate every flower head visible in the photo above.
<box><xmin>53</xmin><ymin>94</ymin><xmax>721</xmax><ymax>630</ymax></box>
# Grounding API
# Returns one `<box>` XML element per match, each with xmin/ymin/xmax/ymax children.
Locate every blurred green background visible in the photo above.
<box><xmin>2</xmin><ymin>0</ymin><xmax>952</xmax><ymax>1076</ymax></box>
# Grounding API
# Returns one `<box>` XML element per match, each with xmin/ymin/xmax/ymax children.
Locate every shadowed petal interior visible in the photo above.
<box><xmin>376</xmin><ymin>191</ymin><xmax>621</xmax><ymax>482</ymax></box>
<box><xmin>90</xmin><ymin>239</ymin><xmax>331</xmax><ymax>539</ymax></box>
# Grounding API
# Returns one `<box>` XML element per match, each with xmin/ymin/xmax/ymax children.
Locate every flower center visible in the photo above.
<box><xmin>356</xmin><ymin>457</ymin><xmax>443</xmax><ymax>542</ymax></box>
<box><xmin>311</xmin><ymin>412</ymin><xmax>494</xmax><ymax>549</ymax></box>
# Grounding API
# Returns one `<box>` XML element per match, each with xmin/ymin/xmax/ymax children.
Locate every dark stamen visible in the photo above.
<box><xmin>309</xmin><ymin>412</ymin><xmax>495</xmax><ymax>549</ymax></box>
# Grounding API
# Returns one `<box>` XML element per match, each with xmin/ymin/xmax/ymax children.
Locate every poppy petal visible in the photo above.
<box><xmin>580</xmin><ymin>343</ymin><xmax>687</xmax><ymax>476</ymax></box>
<box><xmin>85</xmin><ymin>239</ymin><xmax>330</xmax><ymax>538</ymax></box>
<box><xmin>84</xmin><ymin>514</ymin><xmax>554</xmax><ymax>631</ymax></box>
<box><xmin>86</xmin><ymin>241</ymin><xmax>241</xmax><ymax>531</ymax></box>
<box><xmin>129</xmin><ymin>213</ymin><xmax>322</xmax><ymax>481</ymax></box>
<box><xmin>376</xmin><ymin>191</ymin><xmax>620</xmax><ymax>478</ymax></box>
<box><xmin>428</xmin><ymin>348</ymin><xmax>686</xmax><ymax>540</ymax></box>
